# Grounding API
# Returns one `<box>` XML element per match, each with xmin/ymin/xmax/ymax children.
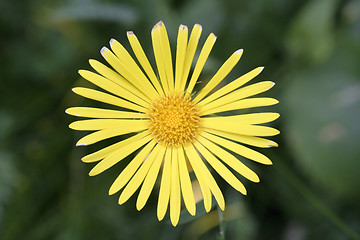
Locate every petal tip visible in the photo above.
<box><xmin>235</xmin><ymin>49</ymin><xmax>244</xmax><ymax>55</ymax></box>
<box><xmin>109</xmin><ymin>38</ymin><xmax>116</xmax><ymax>45</ymax></box>
<box><xmin>76</xmin><ymin>142</ymin><xmax>88</xmax><ymax>147</ymax></box>
<box><xmin>100</xmin><ymin>47</ymin><xmax>109</xmax><ymax>57</ymax></box>
<box><xmin>211</xmin><ymin>33</ymin><xmax>217</xmax><ymax>41</ymax></box>
<box><xmin>194</xmin><ymin>23</ymin><xmax>202</xmax><ymax>30</ymax></box>
<box><xmin>179</xmin><ymin>24</ymin><xmax>188</xmax><ymax>30</ymax></box>
<box><xmin>118</xmin><ymin>197</ymin><xmax>126</xmax><ymax>205</ymax></box>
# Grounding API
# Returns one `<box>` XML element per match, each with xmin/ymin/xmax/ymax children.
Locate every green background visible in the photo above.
<box><xmin>1</xmin><ymin>0</ymin><xmax>360</xmax><ymax>239</ymax></box>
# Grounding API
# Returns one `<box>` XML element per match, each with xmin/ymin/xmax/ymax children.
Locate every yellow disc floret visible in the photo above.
<box><xmin>148</xmin><ymin>93</ymin><xmax>200</xmax><ymax>146</ymax></box>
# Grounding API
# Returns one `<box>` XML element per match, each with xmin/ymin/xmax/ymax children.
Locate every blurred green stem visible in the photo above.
<box><xmin>277</xmin><ymin>160</ymin><xmax>360</xmax><ymax>240</ymax></box>
<box><xmin>217</xmin><ymin>205</ymin><xmax>226</xmax><ymax>240</ymax></box>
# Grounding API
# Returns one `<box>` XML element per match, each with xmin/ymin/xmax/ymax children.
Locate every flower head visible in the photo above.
<box><xmin>66</xmin><ymin>21</ymin><xmax>279</xmax><ymax>226</ymax></box>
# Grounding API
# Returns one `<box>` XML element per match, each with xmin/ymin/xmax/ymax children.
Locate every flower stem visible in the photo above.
<box><xmin>217</xmin><ymin>205</ymin><xmax>226</xmax><ymax>240</ymax></box>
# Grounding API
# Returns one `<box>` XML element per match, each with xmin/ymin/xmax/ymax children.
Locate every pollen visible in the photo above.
<box><xmin>148</xmin><ymin>93</ymin><xmax>200</xmax><ymax>146</ymax></box>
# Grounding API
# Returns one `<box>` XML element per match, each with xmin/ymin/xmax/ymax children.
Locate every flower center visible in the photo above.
<box><xmin>148</xmin><ymin>93</ymin><xmax>200</xmax><ymax>146</ymax></box>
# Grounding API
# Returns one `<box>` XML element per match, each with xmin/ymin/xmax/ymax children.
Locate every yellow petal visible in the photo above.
<box><xmin>157</xmin><ymin>147</ymin><xmax>171</xmax><ymax>221</ymax></box>
<box><xmin>198</xmin><ymin>67</ymin><xmax>264</xmax><ymax>107</ymax></box>
<box><xmin>179</xmin><ymin>24</ymin><xmax>202</xmax><ymax>92</ymax></box>
<box><xmin>193</xmin><ymin>140</ymin><xmax>247</xmax><ymax>194</ymax></box>
<box><xmin>183</xmin><ymin>145</ymin><xmax>212</xmax><ymax>212</ymax></box>
<box><xmin>200</xmin><ymin>81</ymin><xmax>275</xmax><ymax>112</ymax></box>
<box><xmin>184</xmin><ymin>143</ymin><xmax>225</xmax><ymax>211</ymax></box>
<box><xmin>197</xmin><ymin>135</ymin><xmax>260</xmax><ymax>183</ymax></box>
<box><xmin>89</xmin><ymin>59</ymin><xmax>150</xmax><ymax>102</ymax></box>
<box><xmin>136</xmin><ymin>145</ymin><xmax>166</xmax><ymax>211</ymax></box>
<box><xmin>69</xmin><ymin>119</ymin><xmax>149</xmax><ymax>131</ymax></box>
<box><xmin>81</xmin><ymin>131</ymin><xmax>151</xmax><ymax>163</ymax></box>
<box><xmin>158</xmin><ymin>21</ymin><xmax>174</xmax><ymax>91</ymax></box>
<box><xmin>201</xmin><ymin>131</ymin><xmax>272</xmax><ymax>165</ymax></box>
<box><xmin>204</xmin><ymin>129</ymin><xmax>279</xmax><ymax>148</ymax></box>
<box><xmin>202</xmin><ymin>112</ymin><xmax>280</xmax><ymax>125</ymax></box>
<box><xmin>118</xmin><ymin>143</ymin><xmax>162</xmax><ymax>204</ymax></box>
<box><xmin>200</xmin><ymin>97</ymin><xmax>279</xmax><ymax>116</ymax></box>
<box><xmin>127</xmin><ymin>31</ymin><xmax>164</xmax><ymax>95</ymax></box>
<box><xmin>100</xmin><ymin>47</ymin><xmax>158</xmax><ymax>100</ymax></box>
<box><xmin>71</xmin><ymin>87</ymin><xmax>147</xmax><ymax>113</ymax></box>
<box><xmin>78</xmin><ymin>70</ymin><xmax>150</xmax><ymax>108</ymax></box>
<box><xmin>109</xmin><ymin>139</ymin><xmax>157</xmax><ymax>195</ymax></box>
<box><xmin>76</xmin><ymin>124</ymin><xmax>148</xmax><ymax>146</ymax></box>
<box><xmin>89</xmin><ymin>134</ymin><xmax>152</xmax><ymax>176</ymax></box>
<box><xmin>193</xmin><ymin>49</ymin><xmax>243</xmax><ymax>104</ymax></box>
<box><xmin>109</xmin><ymin>39</ymin><xmax>159</xmax><ymax>99</ymax></box>
<box><xmin>65</xmin><ymin>107</ymin><xmax>147</xmax><ymax>119</ymax></box>
<box><xmin>151</xmin><ymin>23</ymin><xmax>169</xmax><ymax>93</ymax></box>
<box><xmin>186</xmin><ymin>33</ymin><xmax>217</xmax><ymax>95</ymax></box>
<box><xmin>178</xmin><ymin>146</ymin><xmax>196</xmax><ymax>216</ymax></box>
<box><xmin>170</xmin><ymin>147</ymin><xmax>181</xmax><ymax>227</ymax></box>
<box><xmin>201</xmin><ymin>121</ymin><xmax>280</xmax><ymax>137</ymax></box>
<box><xmin>174</xmin><ymin>25</ymin><xmax>188</xmax><ymax>92</ymax></box>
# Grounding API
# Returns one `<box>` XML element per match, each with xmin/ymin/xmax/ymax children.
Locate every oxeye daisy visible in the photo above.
<box><xmin>66</xmin><ymin>21</ymin><xmax>279</xmax><ymax>226</ymax></box>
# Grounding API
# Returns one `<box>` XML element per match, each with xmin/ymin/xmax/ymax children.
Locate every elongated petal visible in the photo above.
<box><xmin>72</xmin><ymin>87</ymin><xmax>147</xmax><ymax>113</ymax></box>
<box><xmin>76</xmin><ymin>125</ymin><xmax>147</xmax><ymax>146</ymax></box>
<box><xmin>69</xmin><ymin>119</ymin><xmax>149</xmax><ymax>131</ymax></box>
<box><xmin>127</xmin><ymin>31</ymin><xmax>164</xmax><ymax>95</ymax></box>
<box><xmin>174</xmin><ymin>25</ymin><xmax>188</xmax><ymax>92</ymax></box>
<box><xmin>200</xmin><ymin>97</ymin><xmax>279</xmax><ymax>116</ymax></box>
<box><xmin>197</xmin><ymin>135</ymin><xmax>260</xmax><ymax>182</ymax></box>
<box><xmin>89</xmin><ymin>59</ymin><xmax>150</xmax><ymax>102</ymax></box>
<box><xmin>137</xmin><ymin>145</ymin><xmax>166</xmax><ymax>210</ymax></box>
<box><xmin>81</xmin><ymin>130</ymin><xmax>150</xmax><ymax>163</ymax></box>
<box><xmin>101</xmin><ymin>47</ymin><xmax>158</xmax><ymax>100</ymax></box>
<box><xmin>169</xmin><ymin>147</ymin><xmax>181</xmax><ymax>226</ymax></box>
<box><xmin>201</xmin><ymin>121</ymin><xmax>280</xmax><ymax>137</ymax></box>
<box><xmin>158</xmin><ymin>21</ymin><xmax>174</xmax><ymax>91</ymax></box>
<box><xmin>184</xmin><ymin>143</ymin><xmax>225</xmax><ymax>210</ymax></box>
<box><xmin>118</xmin><ymin>143</ymin><xmax>162</xmax><ymax>205</ymax></box>
<box><xmin>78</xmin><ymin>70</ymin><xmax>150</xmax><ymax>108</ymax></box>
<box><xmin>178</xmin><ymin>146</ymin><xmax>196</xmax><ymax>216</ymax></box>
<box><xmin>109</xmin><ymin>38</ymin><xmax>159</xmax><ymax>99</ymax></box>
<box><xmin>109</xmin><ymin>139</ymin><xmax>157</xmax><ymax>195</ymax></box>
<box><xmin>193</xmin><ymin>140</ymin><xmax>247</xmax><ymax>194</ymax></box>
<box><xmin>201</xmin><ymin>131</ymin><xmax>272</xmax><ymax>165</ymax></box>
<box><xmin>152</xmin><ymin>23</ymin><xmax>169</xmax><ymax>92</ymax></box>
<box><xmin>179</xmin><ymin>24</ymin><xmax>202</xmax><ymax>91</ymax></box>
<box><xmin>202</xmin><ymin>112</ymin><xmax>280</xmax><ymax>125</ymax></box>
<box><xmin>193</xmin><ymin>49</ymin><xmax>243</xmax><ymax>104</ymax></box>
<box><xmin>183</xmin><ymin>144</ymin><xmax>212</xmax><ymax>212</ymax></box>
<box><xmin>186</xmin><ymin>33</ymin><xmax>217</xmax><ymax>95</ymax></box>
<box><xmin>89</xmin><ymin>134</ymin><xmax>152</xmax><ymax>176</ymax></box>
<box><xmin>198</xmin><ymin>67</ymin><xmax>264</xmax><ymax>107</ymax></box>
<box><xmin>200</xmin><ymin>81</ymin><xmax>275</xmax><ymax>112</ymax></box>
<box><xmin>157</xmin><ymin>147</ymin><xmax>172</xmax><ymax>221</ymax></box>
<box><xmin>66</xmin><ymin>107</ymin><xmax>147</xmax><ymax>119</ymax></box>
<box><xmin>204</xmin><ymin>129</ymin><xmax>278</xmax><ymax>148</ymax></box>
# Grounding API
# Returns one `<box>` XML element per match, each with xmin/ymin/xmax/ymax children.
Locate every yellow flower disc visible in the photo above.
<box><xmin>148</xmin><ymin>93</ymin><xmax>200</xmax><ymax>146</ymax></box>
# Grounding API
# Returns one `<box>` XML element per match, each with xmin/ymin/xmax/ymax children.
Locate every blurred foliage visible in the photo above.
<box><xmin>1</xmin><ymin>0</ymin><xmax>360</xmax><ymax>239</ymax></box>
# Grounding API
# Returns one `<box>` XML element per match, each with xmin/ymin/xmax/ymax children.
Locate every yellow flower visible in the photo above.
<box><xmin>66</xmin><ymin>21</ymin><xmax>279</xmax><ymax>226</ymax></box>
